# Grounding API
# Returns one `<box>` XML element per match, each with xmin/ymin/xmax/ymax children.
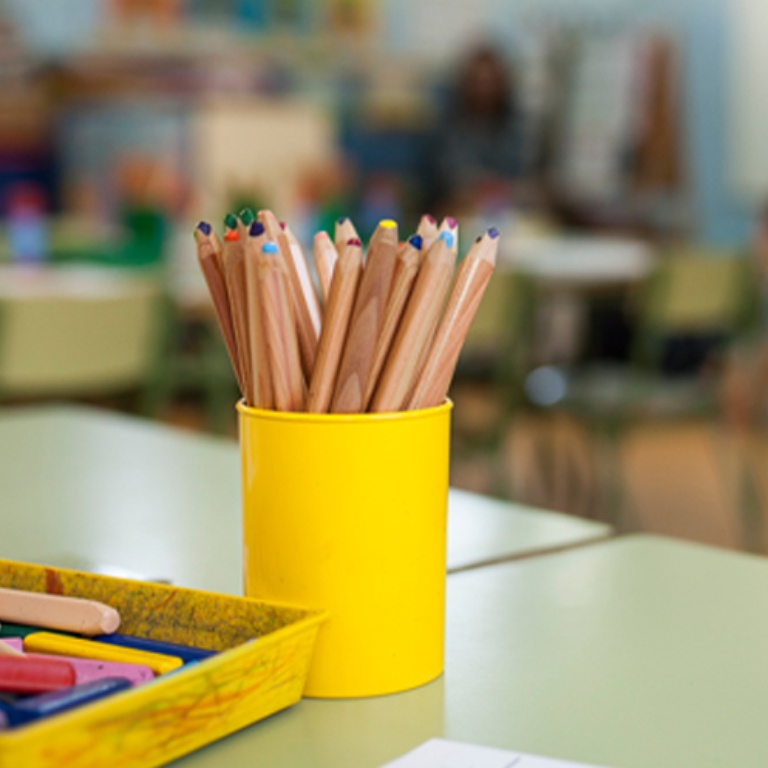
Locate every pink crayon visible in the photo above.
<box><xmin>1</xmin><ymin>638</ymin><xmax>153</xmax><ymax>686</ymax></box>
<box><xmin>28</xmin><ymin>654</ymin><xmax>154</xmax><ymax>686</ymax></box>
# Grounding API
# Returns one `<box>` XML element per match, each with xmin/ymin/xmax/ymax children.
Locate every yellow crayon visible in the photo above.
<box><xmin>24</xmin><ymin>632</ymin><xmax>182</xmax><ymax>676</ymax></box>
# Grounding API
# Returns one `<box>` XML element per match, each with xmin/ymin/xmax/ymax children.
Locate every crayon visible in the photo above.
<box><xmin>0</xmin><ymin>656</ymin><xmax>76</xmax><ymax>694</ymax></box>
<box><xmin>24</xmin><ymin>633</ymin><xmax>182</xmax><ymax>676</ymax></box>
<box><xmin>94</xmin><ymin>633</ymin><xmax>216</xmax><ymax>664</ymax></box>
<box><xmin>24</xmin><ymin>652</ymin><xmax>154</xmax><ymax>686</ymax></box>
<box><xmin>0</xmin><ymin>622</ymin><xmax>73</xmax><ymax>638</ymax></box>
<box><xmin>3</xmin><ymin>677</ymin><xmax>132</xmax><ymax>726</ymax></box>
<box><xmin>0</xmin><ymin>588</ymin><xmax>120</xmax><ymax>636</ymax></box>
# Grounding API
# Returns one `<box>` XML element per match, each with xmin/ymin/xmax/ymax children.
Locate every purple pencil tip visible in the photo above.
<box><xmin>249</xmin><ymin>221</ymin><xmax>265</xmax><ymax>237</ymax></box>
<box><xmin>196</xmin><ymin>221</ymin><xmax>212</xmax><ymax>236</ymax></box>
<box><xmin>446</xmin><ymin>216</ymin><xmax>457</xmax><ymax>228</ymax></box>
<box><xmin>488</xmin><ymin>227</ymin><xmax>500</xmax><ymax>239</ymax></box>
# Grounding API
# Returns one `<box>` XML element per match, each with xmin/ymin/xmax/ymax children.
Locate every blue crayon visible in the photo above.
<box><xmin>94</xmin><ymin>633</ymin><xmax>216</xmax><ymax>663</ymax></box>
<box><xmin>3</xmin><ymin>677</ymin><xmax>131</xmax><ymax>726</ymax></box>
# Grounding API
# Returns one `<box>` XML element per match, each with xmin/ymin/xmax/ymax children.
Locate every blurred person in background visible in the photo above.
<box><xmin>721</xmin><ymin>204</ymin><xmax>768</xmax><ymax>432</ymax></box>
<box><xmin>429</xmin><ymin>43</ymin><xmax>526</xmax><ymax>216</ymax></box>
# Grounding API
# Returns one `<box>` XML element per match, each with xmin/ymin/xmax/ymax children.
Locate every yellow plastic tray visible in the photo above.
<box><xmin>0</xmin><ymin>559</ymin><xmax>326</xmax><ymax>768</ymax></box>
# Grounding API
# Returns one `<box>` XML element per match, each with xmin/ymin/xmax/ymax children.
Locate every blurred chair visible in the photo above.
<box><xmin>141</xmin><ymin>305</ymin><xmax>239</xmax><ymax>434</ymax></box>
<box><xmin>522</xmin><ymin>249</ymin><xmax>760</xmax><ymax>527</ymax></box>
<box><xmin>449</xmin><ymin>270</ymin><xmax>535</xmax><ymax>497</ymax></box>
<box><xmin>0</xmin><ymin>276</ymin><xmax>166</xmax><ymax>408</ymax></box>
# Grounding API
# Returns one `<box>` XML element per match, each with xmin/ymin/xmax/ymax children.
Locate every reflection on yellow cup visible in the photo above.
<box><xmin>238</xmin><ymin>400</ymin><xmax>452</xmax><ymax>699</ymax></box>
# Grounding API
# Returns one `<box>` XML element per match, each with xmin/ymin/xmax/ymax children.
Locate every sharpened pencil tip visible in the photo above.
<box><xmin>445</xmin><ymin>216</ymin><xmax>457</xmax><ymax>229</ymax></box>
<box><xmin>407</xmin><ymin>234</ymin><xmax>423</xmax><ymax>249</ymax></box>
<box><xmin>238</xmin><ymin>208</ymin><xmax>255</xmax><ymax>226</ymax></box>
<box><xmin>424</xmin><ymin>214</ymin><xmax>436</xmax><ymax>224</ymax></box>
<box><xmin>262</xmin><ymin>241</ymin><xmax>279</xmax><ymax>254</ymax></box>
<box><xmin>224</xmin><ymin>213</ymin><xmax>238</xmax><ymax>230</ymax></box>
<box><xmin>279</xmin><ymin>221</ymin><xmax>286</xmax><ymax>230</ymax></box>
<box><xmin>224</xmin><ymin>230</ymin><xmax>239</xmax><ymax>242</ymax></box>
<box><xmin>196</xmin><ymin>221</ymin><xmax>211</xmax><ymax>236</ymax></box>
<box><xmin>347</xmin><ymin>238</ymin><xmax>362</xmax><ymax>246</ymax></box>
<box><xmin>438</xmin><ymin>232</ymin><xmax>455</xmax><ymax>248</ymax></box>
<box><xmin>379</xmin><ymin>219</ymin><xmax>397</xmax><ymax>229</ymax></box>
<box><xmin>488</xmin><ymin>227</ymin><xmax>500</xmax><ymax>239</ymax></box>
<box><xmin>249</xmin><ymin>221</ymin><xmax>265</xmax><ymax>237</ymax></box>
<box><xmin>337</xmin><ymin>216</ymin><xmax>348</xmax><ymax>224</ymax></box>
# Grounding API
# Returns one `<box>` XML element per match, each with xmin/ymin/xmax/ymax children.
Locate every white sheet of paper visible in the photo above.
<box><xmin>380</xmin><ymin>738</ymin><xmax>610</xmax><ymax>768</ymax></box>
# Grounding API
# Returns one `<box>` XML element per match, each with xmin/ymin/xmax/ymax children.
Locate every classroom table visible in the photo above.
<box><xmin>500</xmin><ymin>233</ymin><xmax>654</xmax><ymax>287</ymax></box>
<box><xmin>171</xmin><ymin>534</ymin><xmax>768</xmax><ymax>768</ymax></box>
<box><xmin>0</xmin><ymin>405</ymin><xmax>611</xmax><ymax>587</ymax></box>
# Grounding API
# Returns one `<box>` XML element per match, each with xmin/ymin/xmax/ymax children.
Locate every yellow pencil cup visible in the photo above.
<box><xmin>238</xmin><ymin>399</ymin><xmax>452</xmax><ymax>699</ymax></box>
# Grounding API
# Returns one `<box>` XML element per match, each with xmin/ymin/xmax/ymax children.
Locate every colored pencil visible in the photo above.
<box><xmin>334</xmin><ymin>217</ymin><xmax>359</xmax><ymax>250</ymax></box>
<box><xmin>307</xmin><ymin>239</ymin><xmax>363</xmax><ymax>413</ymax></box>
<box><xmin>194</xmin><ymin>222</ymin><xmax>246</xmax><ymax>396</ymax></box>
<box><xmin>278</xmin><ymin>222</ymin><xmax>322</xmax><ymax>379</ymax></box>
<box><xmin>369</xmin><ymin>232</ymin><xmax>456</xmax><ymax>413</ymax></box>
<box><xmin>196</xmin><ymin>211</ymin><xmax>498</xmax><ymax>415</ymax></box>
<box><xmin>221</xmin><ymin>222</ymin><xmax>254</xmax><ymax>403</ymax></box>
<box><xmin>313</xmin><ymin>231</ymin><xmax>338</xmax><ymax>303</ymax></box>
<box><xmin>257</xmin><ymin>209</ymin><xmax>283</xmax><ymax>242</ymax></box>
<box><xmin>438</xmin><ymin>216</ymin><xmax>459</xmax><ymax>254</ymax></box>
<box><xmin>331</xmin><ymin>219</ymin><xmax>399</xmax><ymax>413</ymax></box>
<box><xmin>416</xmin><ymin>214</ymin><xmax>439</xmax><ymax>254</ymax></box>
<box><xmin>408</xmin><ymin>229</ymin><xmax>499</xmax><ymax>409</ymax></box>
<box><xmin>257</xmin><ymin>241</ymin><xmax>306</xmax><ymax>412</ymax></box>
<box><xmin>244</xmin><ymin>220</ymin><xmax>273</xmax><ymax>408</ymax></box>
<box><xmin>362</xmin><ymin>234</ymin><xmax>423</xmax><ymax>409</ymax></box>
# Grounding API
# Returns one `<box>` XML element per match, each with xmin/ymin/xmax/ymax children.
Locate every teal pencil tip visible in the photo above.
<box><xmin>224</xmin><ymin>213</ymin><xmax>238</xmax><ymax>229</ymax></box>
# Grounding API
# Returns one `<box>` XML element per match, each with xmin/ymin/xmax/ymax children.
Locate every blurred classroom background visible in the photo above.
<box><xmin>2</xmin><ymin>0</ymin><xmax>768</xmax><ymax>551</ymax></box>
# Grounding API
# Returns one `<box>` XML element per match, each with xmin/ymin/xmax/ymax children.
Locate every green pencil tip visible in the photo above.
<box><xmin>224</xmin><ymin>213</ymin><xmax>238</xmax><ymax>230</ymax></box>
<box><xmin>239</xmin><ymin>208</ymin><xmax>255</xmax><ymax>226</ymax></box>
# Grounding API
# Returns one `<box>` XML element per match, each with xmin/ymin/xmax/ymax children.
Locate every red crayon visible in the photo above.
<box><xmin>0</xmin><ymin>656</ymin><xmax>76</xmax><ymax>694</ymax></box>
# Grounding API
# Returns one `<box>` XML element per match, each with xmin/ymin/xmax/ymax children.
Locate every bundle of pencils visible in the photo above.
<box><xmin>194</xmin><ymin>209</ymin><xmax>499</xmax><ymax>414</ymax></box>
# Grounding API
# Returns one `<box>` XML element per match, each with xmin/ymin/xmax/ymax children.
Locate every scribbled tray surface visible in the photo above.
<box><xmin>0</xmin><ymin>559</ymin><xmax>325</xmax><ymax>768</ymax></box>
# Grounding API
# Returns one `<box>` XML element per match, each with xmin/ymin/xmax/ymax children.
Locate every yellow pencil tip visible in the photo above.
<box><xmin>379</xmin><ymin>219</ymin><xmax>397</xmax><ymax>229</ymax></box>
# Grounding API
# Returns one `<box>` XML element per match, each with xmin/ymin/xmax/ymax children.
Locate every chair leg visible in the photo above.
<box><xmin>500</xmin><ymin>411</ymin><xmax>601</xmax><ymax>518</ymax></box>
<box><xmin>592</xmin><ymin>418</ymin><xmax>635</xmax><ymax>530</ymax></box>
<box><xmin>721</xmin><ymin>429</ymin><xmax>765</xmax><ymax>553</ymax></box>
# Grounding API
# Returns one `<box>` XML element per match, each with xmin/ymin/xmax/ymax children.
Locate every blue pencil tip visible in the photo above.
<box><xmin>407</xmin><ymin>234</ymin><xmax>423</xmax><ymax>249</ymax></box>
<box><xmin>262</xmin><ymin>241</ymin><xmax>279</xmax><ymax>254</ymax></box>
<box><xmin>196</xmin><ymin>221</ymin><xmax>211</xmax><ymax>236</ymax></box>
<box><xmin>249</xmin><ymin>221</ymin><xmax>265</xmax><ymax>237</ymax></box>
<box><xmin>439</xmin><ymin>232</ymin><xmax>455</xmax><ymax>248</ymax></box>
<box><xmin>488</xmin><ymin>227</ymin><xmax>500</xmax><ymax>239</ymax></box>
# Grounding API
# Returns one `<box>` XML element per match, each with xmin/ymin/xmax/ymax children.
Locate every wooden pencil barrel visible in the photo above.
<box><xmin>238</xmin><ymin>400</ymin><xmax>451</xmax><ymax>698</ymax></box>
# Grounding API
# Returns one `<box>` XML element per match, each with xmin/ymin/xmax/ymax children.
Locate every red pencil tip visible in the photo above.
<box><xmin>279</xmin><ymin>221</ymin><xmax>286</xmax><ymax>230</ymax></box>
<box><xmin>347</xmin><ymin>238</ymin><xmax>362</xmax><ymax>246</ymax></box>
<box><xmin>224</xmin><ymin>231</ymin><xmax>240</xmax><ymax>242</ymax></box>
